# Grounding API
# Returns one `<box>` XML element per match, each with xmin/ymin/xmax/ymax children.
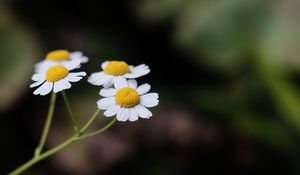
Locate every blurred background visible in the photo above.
<box><xmin>1</xmin><ymin>0</ymin><xmax>300</xmax><ymax>174</ymax></box>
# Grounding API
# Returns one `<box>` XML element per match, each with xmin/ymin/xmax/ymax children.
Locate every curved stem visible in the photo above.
<box><xmin>61</xmin><ymin>91</ymin><xmax>80</xmax><ymax>133</ymax></box>
<box><xmin>34</xmin><ymin>92</ymin><xmax>57</xmax><ymax>157</ymax></box>
<box><xmin>9</xmin><ymin>135</ymin><xmax>76</xmax><ymax>175</ymax></box>
<box><xmin>80</xmin><ymin>109</ymin><xmax>101</xmax><ymax>133</ymax></box>
<box><xmin>78</xmin><ymin>118</ymin><xmax>117</xmax><ymax>140</ymax></box>
<box><xmin>8</xmin><ymin>109</ymin><xmax>103</xmax><ymax>175</ymax></box>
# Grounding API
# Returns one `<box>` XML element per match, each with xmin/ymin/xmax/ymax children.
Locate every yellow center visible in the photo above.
<box><xmin>46</xmin><ymin>50</ymin><xmax>70</xmax><ymax>61</ymax></box>
<box><xmin>46</xmin><ymin>65</ymin><xmax>69</xmax><ymax>82</ymax></box>
<box><xmin>115</xmin><ymin>87</ymin><xmax>140</xmax><ymax>108</ymax></box>
<box><xmin>104</xmin><ymin>61</ymin><xmax>130</xmax><ymax>76</ymax></box>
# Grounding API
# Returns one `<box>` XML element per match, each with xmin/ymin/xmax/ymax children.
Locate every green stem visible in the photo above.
<box><xmin>8</xmin><ymin>109</ymin><xmax>103</xmax><ymax>175</ymax></box>
<box><xmin>78</xmin><ymin>118</ymin><xmax>117</xmax><ymax>140</ymax></box>
<box><xmin>34</xmin><ymin>92</ymin><xmax>57</xmax><ymax>157</ymax></box>
<box><xmin>9</xmin><ymin>136</ymin><xmax>76</xmax><ymax>175</ymax></box>
<box><xmin>80</xmin><ymin>109</ymin><xmax>101</xmax><ymax>133</ymax></box>
<box><xmin>61</xmin><ymin>91</ymin><xmax>80</xmax><ymax>133</ymax></box>
<box><xmin>251</xmin><ymin>52</ymin><xmax>300</xmax><ymax>133</ymax></box>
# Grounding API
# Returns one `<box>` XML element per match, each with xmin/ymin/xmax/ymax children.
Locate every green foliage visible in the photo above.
<box><xmin>139</xmin><ymin>0</ymin><xmax>300</xmax><ymax>162</ymax></box>
<box><xmin>0</xmin><ymin>8</ymin><xmax>38</xmax><ymax>111</ymax></box>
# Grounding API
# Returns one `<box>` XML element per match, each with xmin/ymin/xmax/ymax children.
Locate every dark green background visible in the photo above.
<box><xmin>1</xmin><ymin>0</ymin><xmax>300</xmax><ymax>174</ymax></box>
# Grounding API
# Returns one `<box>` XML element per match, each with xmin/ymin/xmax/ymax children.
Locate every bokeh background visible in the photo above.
<box><xmin>1</xmin><ymin>0</ymin><xmax>300</xmax><ymax>174</ymax></box>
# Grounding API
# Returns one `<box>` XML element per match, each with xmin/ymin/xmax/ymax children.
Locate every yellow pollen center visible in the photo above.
<box><xmin>46</xmin><ymin>65</ymin><xmax>69</xmax><ymax>82</ymax></box>
<box><xmin>46</xmin><ymin>50</ymin><xmax>70</xmax><ymax>61</ymax></box>
<box><xmin>104</xmin><ymin>61</ymin><xmax>130</xmax><ymax>76</ymax></box>
<box><xmin>115</xmin><ymin>87</ymin><xmax>140</xmax><ymax>108</ymax></box>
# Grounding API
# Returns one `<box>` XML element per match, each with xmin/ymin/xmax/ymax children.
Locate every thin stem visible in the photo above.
<box><xmin>78</xmin><ymin>118</ymin><xmax>117</xmax><ymax>140</ymax></box>
<box><xmin>9</xmin><ymin>135</ymin><xmax>76</xmax><ymax>175</ymax></box>
<box><xmin>80</xmin><ymin>109</ymin><xmax>101</xmax><ymax>133</ymax></box>
<box><xmin>34</xmin><ymin>92</ymin><xmax>57</xmax><ymax>157</ymax></box>
<box><xmin>8</xmin><ymin>109</ymin><xmax>103</xmax><ymax>175</ymax></box>
<box><xmin>61</xmin><ymin>90</ymin><xmax>80</xmax><ymax>133</ymax></box>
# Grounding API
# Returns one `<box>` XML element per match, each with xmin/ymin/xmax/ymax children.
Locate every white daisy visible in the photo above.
<box><xmin>30</xmin><ymin>60</ymin><xmax>86</xmax><ymax>96</ymax></box>
<box><xmin>88</xmin><ymin>61</ymin><xmax>150</xmax><ymax>88</ymax></box>
<box><xmin>97</xmin><ymin>77</ymin><xmax>159</xmax><ymax>122</ymax></box>
<box><xmin>35</xmin><ymin>49</ymin><xmax>88</xmax><ymax>72</ymax></box>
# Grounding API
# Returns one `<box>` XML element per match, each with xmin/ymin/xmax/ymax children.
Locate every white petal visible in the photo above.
<box><xmin>135</xmin><ymin>64</ymin><xmax>148</xmax><ymax>69</ymax></box>
<box><xmin>104</xmin><ymin>105</ymin><xmax>121</xmax><ymax>117</ymax></box>
<box><xmin>133</xmin><ymin>64</ymin><xmax>150</xmax><ymax>72</ymax></box>
<box><xmin>34</xmin><ymin>66</ymin><xmax>45</xmax><ymax>73</ymax></box>
<box><xmin>97</xmin><ymin>97</ymin><xmax>116</xmax><ymax>110</ymax></box>
<box><xmin>34</xmin><ymin>60</ymin><xmax>48</xmax><ymax>72</ymax></box>
<box><xmin>35</xmin><ymin>60</ymin><xmax>57</xmax><ymax>73</ymax></box>
<box><xmin>89</xmin><ymin>72</ymin><xmax>104</xmax><ymax>78</ymax></box>
<box><xmin>140</xmin><ymin>100</ymin><xmax>159</xmax><ymax>108</ymax></box>
<box><xmin>79</xmin><ymin>56</ymin><xmax>89</xmax><ymax>63</ymax></box>
<box><xmin>66</xmin><ymin>76</ymin><xmax>82</xmax><ymax>82</ymax></box>
<box><xmin>62</xmin><ymin>59</ymin><xmax>81</xmax><ymax>70</ymax></box>
<box><xmin>116</xmin><ymin>108</ymin><xmax>129</xmax><ymax>122</ymax></box>
<box><xmin>124</xmin><ymin>64</ymin><xmax>150</xmax><ymax>78</ymax></box>
<box><xmin>31</xmin><ymin>74</ymin><xmax>41</xmax><ymax>81</ymax></box>
<box><xmin>97</xmin><ymin>75</ymin><xmax>113</xmax><ymax>87</ymax></box>
<box><xmin>34</xmin><ymin>60</ymin><xmax>46</xmax><ymax>68</ymax></box>
<box><xmin>70</xmin><ymin>51</ymin><xmax>88</xmax><ymax>63</ymax></box>
<box><xmin>88</xmin><ymin>72</ymin><xmax>104</xmax><ymax>82</ymax></box>
<box><xmin>30</xmin><ymin>80</ymin><xmax>45</xmax><ymax>88</ymax></box>
<box><xmin>116</xmin><ymin>108</ymin><xmax>124</xmax><ymax>121</ymax></box>
<box><xmin>128</xmin><ymin>79</ymin><xmax>137</xmax><ymax>89</ymax></box>
<box><xmin>53</xmin><ymin>79</ymin><xmax>71</xmax><ymax>93</ymax></box>
<box><xmin>66</xmin><ymin>72</ymin><xmax>86</xmax><ymax>82</ymax></box>
<box><xmin>31</xmin><ymin>73</ymin><xmax>44</xmax><ymax>81</ymax></box>
<box><xmin>135</xmin><ymin>104</ymin><xmax>152</xmax><ymax>119</ymax></box>
<box><xmin>101</xmin><ymin>61</ymin><xmax>109</xmax><ymax>70</ymax></box>
<box><xmin>33</xmin><ymin>82</ymin><xmax>53</xmax><ymax>96</ymax></box>
<box><xmin>123</xmin><ymin>73</ymin><xmax>138</xmax><ymax>79</ymax></box>
<box><xmin>69</xmin><ymin>72</ymin><xmax>86</xmax><ymax>77</ymax></box>
<box><xmin>129</xmin><ymin>108</ymin><xmax>138</xmax><ymax>122</ymax></box>
<box><xmin>113</xmin><ymin>76</ymin><xmax>127</xmax><ymax>89</ymax></box>
<box><xmin>100</xmin><ymin>88</ymin><xmax>117</xmax><ymax>97</ymax></box>
<box><xmin>70</xmin><ymin>51</ymin><xmax>82</xmax><ymax>59</ymax></box>
<box><xmin>140</xmin><ymin>93</ymin><xmax>159</xmax><ymax>108</ymax></box>
<box><xmin>124</xmin><ymin>69</ymin><xmax>150</xmax><ymax>78</ymax></box>
<box><xmin>88</xmin><ymin>72</ymin><xmax>108</xmax><ymax>86</ymax></box>
<box><xmin>141</xmin><ymin>93</ymin><xmax>158</xmax><ymax>100</ymax></box>
<box><xmin>103</xmin><ymin>76</ymin><xmax>114</xmax><ymax>88</ymax></box>
<box><xmin>136</xmin><ymin>83</ymin><xmax>151</xmax><ymax>95</ymax></box>
<box><xmin>53</xmin><ymin>80</ymin><xmax>65</xmax><ymax>93</ymax></box>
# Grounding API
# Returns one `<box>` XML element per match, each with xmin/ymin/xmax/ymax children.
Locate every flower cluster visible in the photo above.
<box><xmin>31</xmin><ymin>50</ymin><xmax>87</xmax><ymax>95</ymax></box>
<box><xmin>89</xmin><ymin>61</ymin><xmax>158</xmax><ymax>122</ymax></box>
<box><xmin>30</xmin><ymin>49</ymin><xmax>159</xmax><ymax>122</ymax></box>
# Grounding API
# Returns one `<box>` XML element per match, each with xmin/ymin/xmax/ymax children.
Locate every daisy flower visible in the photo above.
<box><xmin>88</xmin><ymin>61</ymin><xmax>150</xmax><ymax>88</ymax></box>
<box><xmin>97</xmin><ymin>77</ymin><xmax>159</xmax><ymax>122</ymax></box>
<box><xmin>35</xmin><ymin>49</ymin><xmax>88</xmax><ymax>72</ymax></box>
<box><xmin>30</xmin><ymin>60</ymin><xmax>86</xmax><ymax>96</ymax></box>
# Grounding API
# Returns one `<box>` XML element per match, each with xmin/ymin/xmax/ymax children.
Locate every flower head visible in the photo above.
<box><xmin>97</xmin><ymin>77</ymin><xmax>159</xmax><ymax>122</ymax></box>
<box><xmin>30</xmin><ymin>60</ymin><xmax>86</xmax><ymax>96</ymax></box>
<box><xmin>88</xmin><ymin>61</ymin><xmax>150</xmax><ymax>88</ymax></box>
<box><xmin>35</xmin><ymin>49</ymin><xmax>88</xmax><ymax>72</ymax></box>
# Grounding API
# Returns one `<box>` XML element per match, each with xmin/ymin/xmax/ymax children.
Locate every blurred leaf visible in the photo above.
<box><xmin>133</xmin><ymin>0</ymin><xmax>184</xmax><ymax>24</ymax></box>
<box><xmin>173</xmin><ymin>0</ymin><xmax>271</xmax><ymax>73</ymax></box>
<box><xmin>259</xmin><ymin>0</ymin><xmax>300</xmax><ymax>72</ymax></box>
<box><xmin>0</xmin><ymin>5</ymin><xmax>38</xmax><ymax>111</ymax></box>
<box><xmin>252</xmin><ymin>51</ymin><xmax>300</xmax><ymax>135</ymax></box>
